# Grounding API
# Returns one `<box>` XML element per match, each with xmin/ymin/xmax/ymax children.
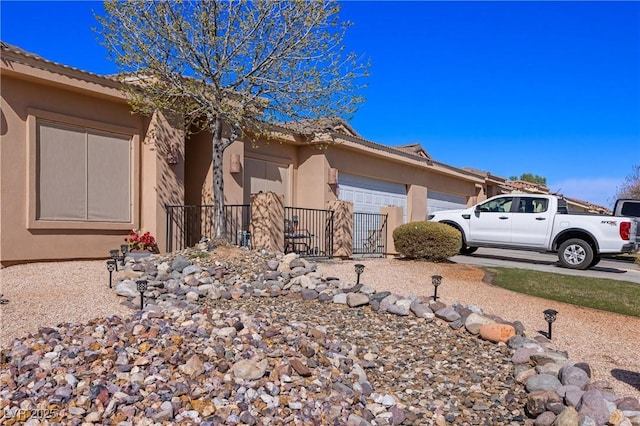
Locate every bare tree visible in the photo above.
<box><xmin>615</xmin><ymin>165</ymin><xmax>640</xmax><ymax>200</ymax></box>
<box><xmin>97</xmin><ymin>0</ymin><xmax>368</xmax><ymax>238</ymax></box>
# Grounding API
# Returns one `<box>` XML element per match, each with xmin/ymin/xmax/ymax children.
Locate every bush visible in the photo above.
<box><xmin>392</xmin><ymin>221</ymin><xmax>461</xmax><ymax>261</ymax></box>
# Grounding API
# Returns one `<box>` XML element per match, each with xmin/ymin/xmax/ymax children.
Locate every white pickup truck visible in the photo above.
<box><xmin>427</xmin><ymin>194</ymin><xmax>640</xmax><ymax>270</ymax></box>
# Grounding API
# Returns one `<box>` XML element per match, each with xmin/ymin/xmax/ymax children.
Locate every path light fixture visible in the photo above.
<box><xmin>543</xmin><ymin>309</ymin><xmax>558</xmax><ymax>339</ymax></box>
<box><xmin>109</xmin><ymin>249</ymin><xmax>120</xmax><ymax>271</ymax></box>
<box><xmin>106</xmin><ymin>260</ymin><xmax>116</xmax><ymax>288</ymax></box>
<box><xmin>431</xmin><ymin>275</ymin><xmax>443</xmax><ymax>301</ymax></box>
<box><xmin>136</xmin><ymin>279</ymin><xmax>148</xmax><ymax>310</ymax></box>
<box><xmin>120</xmin><ymin>244</ymin><xmax>129</xmax><ymax>266</ymax></box>
<box><xmin>354</xmin><ymin>264</ymin><xmax>365</xmax><ymax>286</ymax></box>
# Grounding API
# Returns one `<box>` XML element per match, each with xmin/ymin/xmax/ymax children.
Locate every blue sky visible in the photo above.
<box><xmin>2</xmin><ymin>1</ymin><xmax>639</xmax><ymax>208</ymax></box>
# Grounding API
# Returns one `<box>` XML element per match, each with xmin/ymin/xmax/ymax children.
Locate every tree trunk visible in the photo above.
<box><xmin>212</xmin><ymin>115</ymin><xmax>225</xmax><ymax>239</ymax></box>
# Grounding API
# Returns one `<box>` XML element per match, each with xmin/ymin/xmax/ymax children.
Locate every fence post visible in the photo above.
<box><xmin>327</xmin><ymin>200</ymin><xmax>353</xmax><ymax>259</ymax></box>
<box><xmin>250</xmin><ymin>192</ymin><xmax>285</xmax><ymax>253</ymax></box>
<box><xmin>165</xmin><ymin>205</ymin><xmax>172</xmax><ymax>253</ymax></box>
<box><xmin>380</xmin><ymin>206</ymin><xmax>403</xmax><ymax>257</ymax></box>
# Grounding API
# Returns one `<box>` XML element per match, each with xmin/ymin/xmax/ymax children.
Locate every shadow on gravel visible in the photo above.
<box><xmin>536</xmin><ymin>330</ymin><xmax>551</xmax><ymax>339</ymax></box>
<box><xmin>611</xmin><ymin>369</ymin><xmax>640</xmax><ymax>391</ymax></box>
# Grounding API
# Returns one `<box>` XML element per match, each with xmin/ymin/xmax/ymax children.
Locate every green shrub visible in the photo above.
<box><xmin>392</xmin><ymin>221</ymin><xmax>461</xmax><ymax>261</ymax></box>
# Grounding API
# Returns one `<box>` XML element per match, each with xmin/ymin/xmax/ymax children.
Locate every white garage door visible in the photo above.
<box><xmin>338</xmin><ymin>173</ymin><xmax>407</xmax><ymax>221</ymax></box>
<box><xmin>427</xmin><ymin>190</ymin><xmax>467</xmax><ymax>214</ymax></box>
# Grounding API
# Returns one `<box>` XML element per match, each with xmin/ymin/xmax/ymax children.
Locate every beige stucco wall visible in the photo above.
<box><xmin>408</xmin><ymin>185</ymin><xmax>428</xmax><ymax>222</ymax></box>
<box><xmin>296</xmin><ymin>146</ymin><xmax>334</xmax><ymax>209</ymax></box>
<box><xmin>140</xmin><ymin>112</ymin><xmax>186</xmax><ymax>252</ymax></box>
<box><xmin>0</xmin><ymin>73</ymin><xmax>186</xmax><ymax>265</ymax></box>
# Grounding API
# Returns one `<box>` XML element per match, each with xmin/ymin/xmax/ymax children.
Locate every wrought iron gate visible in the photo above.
<box><xmin>165</xmin><ymin>204</ymin><xmax>250</xmax><ymax>252</ymax></box>
<box><xmin>284</xmin><ymin>207</ymin><xmax>334</xmax><ymax>258</ymax></box>
<box><xmin>353</xmin><ymin>212</ymin><xmax>388</xmax><ymax>256</ymax></box>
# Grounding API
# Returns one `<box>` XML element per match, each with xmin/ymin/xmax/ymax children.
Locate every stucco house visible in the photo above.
<box><xmin>0</xmin><ymin>42</ymin><xmax>607</xmax><ymax>266</ymax></box>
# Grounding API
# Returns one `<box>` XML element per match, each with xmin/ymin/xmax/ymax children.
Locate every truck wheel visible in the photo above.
<box><xmin>558</xmin><ymin>239</ymin><xmax>594</xmax><ymax>270</ymax></box>
<box><xmin>460</xmin><ymin>246</ymin><xmax>478</xmax><ymax>255</ymax></box>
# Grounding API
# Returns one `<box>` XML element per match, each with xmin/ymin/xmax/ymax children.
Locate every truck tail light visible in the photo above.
<box><xmin>620</xmin><ymin>222</ymin><xmax>631</xmax><ymax>241</ymax></box>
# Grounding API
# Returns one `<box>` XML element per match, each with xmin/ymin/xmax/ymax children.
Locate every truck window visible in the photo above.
<box><xmin>557</xmin><ymin>198</ymin><xmax>568</xmax><ymax>214</ymax></box>
<box><xmin>533</xmin><ymin>199</ymin><xmax>548</xmax><ymax>213</ymax></box>
<box><xmin>516</xmin><ymin>197</ymin><xmax>548</xmax><ymax>213</ymax></box>
<box><xmin>621</xmin><ymin>203</ymin><xmax>640</xmax><ymax>217</ymax></box>
<box><xmin>479</xmin><ymin>197</ymin><xmax>513</xmax><ymax>213</ymax></box>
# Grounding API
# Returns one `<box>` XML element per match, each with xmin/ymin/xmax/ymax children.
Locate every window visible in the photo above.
<box><xmin>516</xmin><ymin>197</ymin><xmax>549</xmax><ymax>213</ymax></box>
<box><xmin>478</xmin><ymin>197</ymin><xmax>513</xmax><ymax>213</ymax></box>
<box><xmin>36</xmin><ymin>120</ymin><xmax>132</xmax><ymax>222</ymax></box>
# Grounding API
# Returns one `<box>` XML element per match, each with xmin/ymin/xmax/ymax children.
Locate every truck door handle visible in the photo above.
<box><xmin>499</xmin><ymin>216</ymin><xmax>509</xmax><ymax>220</ymax></box>
<box><xmin>535</xmin><ymin>217</ymin><xmax>546</xmax><ymax>221</ymax></box>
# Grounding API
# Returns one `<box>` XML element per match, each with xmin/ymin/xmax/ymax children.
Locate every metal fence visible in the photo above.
<box><xmin>353</xmin><ymin>212</ymin><xmax>388</xmax><ymax>256</ymax></box>
<box><xmin>166</xmin><ymin>204</ymin><xmax>334</xmax><ymax>257</ymax></box>
<box><xmin>165</xmin><ymin>204</ymin><xmax>213</xmax><ymax>252</ymax></box>
<box><xmin>284</xmin><ymin>207</ymin><xmax>334</xmax><ymax>258</ymax></box>
<box><xmin>223</xmin><ymin>204</ymin><xmax>251</xmax><ymax>247</ymax></box>
<box><xmin>165</xmin><ymin>204</ymin><xmax>250</xmax><ymax>252</ymax></box>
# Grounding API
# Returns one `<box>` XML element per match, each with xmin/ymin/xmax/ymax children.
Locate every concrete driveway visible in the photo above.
<box><xmin>451</xmin><ymin>247</ymin><xmax>640</xmax><ymax>282</ymax></box>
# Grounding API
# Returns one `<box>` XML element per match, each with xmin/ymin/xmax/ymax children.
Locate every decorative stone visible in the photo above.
<box><xmin>232</xmin><ymin>359</ymin><xmax>269</xmax><ymax>381</ymax></box>
<box><xmin>512</xmin><ymin>347</ymin><xmax>540</xmax><ymax>364</ymax></box>
<box><xmin>409</xmin><ymin>302</ymin><xmax>433</xmax><ymax>319</ymax></box>
<box><xmin>347</xmin><ymin>293</ymin><xmax>369</xmax><ymax>307</ymax></box>
<box><xmin>300</xmin><ymin>289</ymin><xmax>319</xmax><ymax>300</ymax></box>
<box><xmin>171</xmin><ymin>255</ymin><xmax>191</xmax><ymax>272</ymax></box>
<box><xmin>115</xmin><ymin>280</ymin><xmax>139</xmax><ymax>297</ymax></box>
<box><xmin>554</xmin><ymin>406</ymin><xmax>579</xmax><ymax>426</ymax></box>
<box><xmin>534</xmin><ymin>411</ymin><xmax>556</xmax><ymax>426</ymax></box>
<box><xmin>526</xmin><ymin>374</ymin><xmax>562</xmax><ymax>393</ymax></box>
<box><xmin>577</xmin><ymin>390</ymin><xmax>609</xmax><ymax>426</ymax></box>
<box><xmin>478</xmin><ymin>323</ymin><xmax>516</xmax><ymax>343</ymax></box>
<box><xmin>434</xmin><ymin>306</ymin><xmax>461</xmax><ymax>322</ymax></box>
<box><xmin>464</xmin><ymin>312</ymin><xmax>495</xmax><ymax>335</ymax></box>
<box><xmin>559</xmin><ymin>365</ymin><xmax>590</xmax><ymax>389</ymax></box>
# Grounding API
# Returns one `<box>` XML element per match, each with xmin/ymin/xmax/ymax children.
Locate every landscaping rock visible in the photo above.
<box><xmin>479</xmin><ymin>323</ymin><xmax>516</xmax><ymax>343</ymax></box>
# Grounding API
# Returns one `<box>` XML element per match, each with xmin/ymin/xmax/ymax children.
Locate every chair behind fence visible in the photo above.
<box><xmin>353</xmin><ymin>212</ymin><xmax>388</xmax><ymax>256</ymax></box>
<box><xmin>284</xmin><ymin>207</ymin><xmax>334</xmax><ymax>258</ymax></box>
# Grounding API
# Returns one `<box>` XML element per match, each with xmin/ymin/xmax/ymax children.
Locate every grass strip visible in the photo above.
<box><xmin>483</xmin><ymin>267</ymin><xmax>640</xmax><ymax>317</ymax></box>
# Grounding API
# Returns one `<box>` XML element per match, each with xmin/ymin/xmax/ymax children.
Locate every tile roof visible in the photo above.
<box><xmin>1</xmin><ymin>41</ymin><xmax>119</xmax><ymax>85</ymax></box>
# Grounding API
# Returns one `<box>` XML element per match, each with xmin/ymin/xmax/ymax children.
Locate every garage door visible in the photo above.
<box><xmin>427</xmin><ymin>190</ymin><xmax>467</xmax><ymax>214</ymax></box>
<box><xmin>244</xmin><ymin>158</ymin><xmax>289</xmax><ymax>204</ymax></box>
<box><xmin>338</xmin><ymin>173</ymin><xmax>407</xmax><ymax>220</ymax></box>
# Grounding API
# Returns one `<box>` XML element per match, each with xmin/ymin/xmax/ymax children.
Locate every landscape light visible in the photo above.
<box><xmin>106</xmin><ymin>260</ymin><xmax>116</xmax><ymax>288</ymax></box>
<box><xmin>354</xmin><ymin>264</ymin><xmax>365</xmax><ymax>286</ymax></box>
<box><xmin>120</xmin><ymin>244</ymin><xmax>129</xmax><ymax>266</ymax></box>
<box><xmin>543</xmin><ymin>309</ymin><xmax>558</xmax><ymax>339</ymax></box>
<box><xmin>109</xmin><ymin>249</ymin><xmax>120</xmax><ymax>271</ymax></box>
<box><xmin>431</xmin><ymin>275</ymin><xmax>443</xmax><ymax>301</ymax></box>
<box><xmin>136</xmin><ymin>279</ymin><xmax>148</xmax><ymax>310</ymax></box>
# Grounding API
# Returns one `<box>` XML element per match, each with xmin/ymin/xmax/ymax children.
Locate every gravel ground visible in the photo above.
<box><xmin>1</xmin><ymin>255</ymin><xmax>639</xmax><ymax>404</ymax></box>
<box><xmin>316</xmin><ymin>258</ymin><xmax>640</xmax><ymax>401</ymax></box>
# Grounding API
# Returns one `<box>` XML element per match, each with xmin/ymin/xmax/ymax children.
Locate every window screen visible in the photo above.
<box><xmin>37</xmin><ymin>120</ymin><xmax>131</xmax><ymax>222</ymax></box>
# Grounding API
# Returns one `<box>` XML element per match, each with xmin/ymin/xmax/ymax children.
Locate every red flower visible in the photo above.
<box><xmin>126</xmin><ymin>229</ymin><xmax>158</xmax><ymax>252</ymax></box>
